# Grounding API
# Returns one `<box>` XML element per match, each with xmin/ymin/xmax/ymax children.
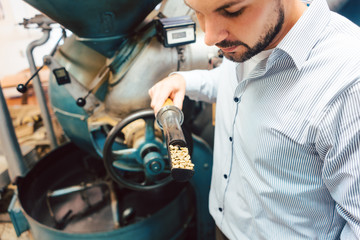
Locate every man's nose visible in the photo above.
<box><xmin>203</xmin><ymin>17</ymin><xmax>228</xmax><ymax>46</ymax></box>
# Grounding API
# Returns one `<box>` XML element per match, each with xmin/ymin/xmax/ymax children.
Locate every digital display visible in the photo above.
<box><xmin>166</xmin><ymin>27</ymin><xmax>195</xmax><ymax>46</ymax></box>
<box><xmin>54</xmin><ymin>68</ymin><xmax>66</xmax><ymax>78</ymax></box>
<box><xmin>157</xmin><ymin>16</ymin><xmax>196</xmax><ymax>47</ymax></box>
<box><xmin>172</xmin><ymin>31</ymin><xmax>186</xmax><ymax>39</ymax></box>
<box><xmin>53</xmin><ymin>67</ymin><xmax>71</xmax><ymax>85</ymax></box>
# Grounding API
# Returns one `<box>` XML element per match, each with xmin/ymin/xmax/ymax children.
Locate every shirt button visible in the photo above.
<box><xmin>234</xmin><ymin>97</ymin><xmax>239</xmax><ymax>102</ymax></box>
<box><xmin>229</xmin><ymin>137</ymin><xmax>232</xmax><ymax>142</ymax></box>
<box><xmin>219</xmin><ymin>207</ymin><xmax>223</xmax><ymax>212</ymax></box>
<box><xmin>224</xmin><ymin>174</ymin><xmax>228</xmax><ymax>179</ymax></box>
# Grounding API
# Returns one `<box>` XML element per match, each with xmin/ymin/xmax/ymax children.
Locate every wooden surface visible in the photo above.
<box><xmin>0</xmin><ymin>222</ymin><xmax>32</xmax><ymax>240</ymax></box>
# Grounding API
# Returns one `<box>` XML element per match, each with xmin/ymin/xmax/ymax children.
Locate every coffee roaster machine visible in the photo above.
<box><xmin>3</xmin><ymin>0</ymin><xmax>222</xmax><ymax>239</ymax></box>
<box><xmin>3</xmin><ymin>0</ymin><xmax>359</xmax><ymax>239</ymax></box>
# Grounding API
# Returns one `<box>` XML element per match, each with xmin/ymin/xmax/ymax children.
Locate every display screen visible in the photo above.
<box><xmin>166</xmin><ymin>27</ymin><xmax>195</xmax><ymax>46</ymax></box>
<box><xmin>172</xmin><ymin>31</ymin><xmax>186</xmax><ymax>40</ymax></box>
<box><xmin>53</xmin><ymin>67</ymin><xmax>71</xmax><ymax>85</ymax></box>
<box><xmin>54</xmin><ymin>68</ymin><xmax>67</xmax><ymax>78</ymax></box>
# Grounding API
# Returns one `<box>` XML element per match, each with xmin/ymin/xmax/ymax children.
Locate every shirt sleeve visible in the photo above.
<box><xmin>174</xmin><ymin>58</ymin><xmax>231</xmax><ymax>103</ymax></box>
<box><xmin>316</xmin><ymin>81</ymin><xmax>360</xmax><ymax>239</ymax></box>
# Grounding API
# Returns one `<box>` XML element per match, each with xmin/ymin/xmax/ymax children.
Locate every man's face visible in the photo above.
<box><xmin>185</xmin><ymin>0</ymin><xmax>285</xmax><ymax>62</ymax></box>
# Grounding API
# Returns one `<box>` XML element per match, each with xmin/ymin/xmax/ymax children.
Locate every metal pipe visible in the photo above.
<box><xmin>0</xmin><ymin>84</ymin><xmax>28</xmax><ymax>182</ymax></box>
<box><xmin>26</xmin><ymin>29</ymin><xmax>58</xmax><ymax>149</ymax></box>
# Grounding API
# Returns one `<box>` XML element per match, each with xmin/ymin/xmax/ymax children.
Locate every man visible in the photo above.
<box><xmin>149</xmin><ymin>0</ymin><xmax>360</xmax><ymax>239</ymax></box>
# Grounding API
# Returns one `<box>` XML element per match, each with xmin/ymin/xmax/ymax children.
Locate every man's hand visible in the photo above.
<box><xmin>148</xmin><ymin>74</ymin><xmax>186</xmax><ymax>115</ymax></box>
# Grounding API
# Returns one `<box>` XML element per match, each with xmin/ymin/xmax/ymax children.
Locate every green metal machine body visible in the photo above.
<box><xmin>10</xmin><ymin>0</ymin><xmax>219</xmax><ymax>239</ymax></box>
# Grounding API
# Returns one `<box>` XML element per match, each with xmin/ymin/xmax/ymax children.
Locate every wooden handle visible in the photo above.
<box><xmin>162</xmin><ymin>98</ymin><xmax>174</xmax><ymax>107</ymax></box>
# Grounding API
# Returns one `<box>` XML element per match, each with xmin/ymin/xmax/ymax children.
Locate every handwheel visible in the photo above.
<box><xmin>103</xmin><ymin>109</ymin><xmax>172</xmax><ymax>191</ymax></box>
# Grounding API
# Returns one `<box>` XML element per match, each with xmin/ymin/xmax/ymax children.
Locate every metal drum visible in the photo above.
<box><xmin>22</xmin><ymin>0</ymin><xmax>162</xmax><ymax>57</ymax></box>
<box><xmin>15</xmin><ymin>142</ymin><xmax>196</xmax><ymax>240</ymax></box>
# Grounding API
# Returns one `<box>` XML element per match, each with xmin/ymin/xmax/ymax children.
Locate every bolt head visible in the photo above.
<box><xmin>150</xmin><ymin>162</ymin><xmax>161</xmax><ymax>172</ymax></box>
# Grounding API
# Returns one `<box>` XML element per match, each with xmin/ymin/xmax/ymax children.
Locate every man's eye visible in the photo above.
<box><xmin>222</xmin><ymin>7</ymin><xmax>245</xmax><ymax>18</ymax></box>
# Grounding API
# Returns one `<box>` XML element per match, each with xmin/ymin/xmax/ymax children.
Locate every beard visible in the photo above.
<box><xmin>216</xmin><ymin>3</ymin><xmax>285</xmax><ymax>63</ymax></box>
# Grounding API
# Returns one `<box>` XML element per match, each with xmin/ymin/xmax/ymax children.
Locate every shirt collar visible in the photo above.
<box><xmin>273</xmin><ymin>0</ymin><xmax>331</xmax><ymax>70</ymax></box>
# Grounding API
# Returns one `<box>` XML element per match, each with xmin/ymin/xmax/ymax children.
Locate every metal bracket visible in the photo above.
<box><xmin>8</xmin><ymin>193</ymin><xmax>30</xmax><ymax>237</ymax></box>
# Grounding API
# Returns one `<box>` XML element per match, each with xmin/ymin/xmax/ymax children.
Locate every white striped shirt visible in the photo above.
<box><xmin>180</xmin><ymin>0</ymin><xmax>360</xmax><ymax>239</ymax></box>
